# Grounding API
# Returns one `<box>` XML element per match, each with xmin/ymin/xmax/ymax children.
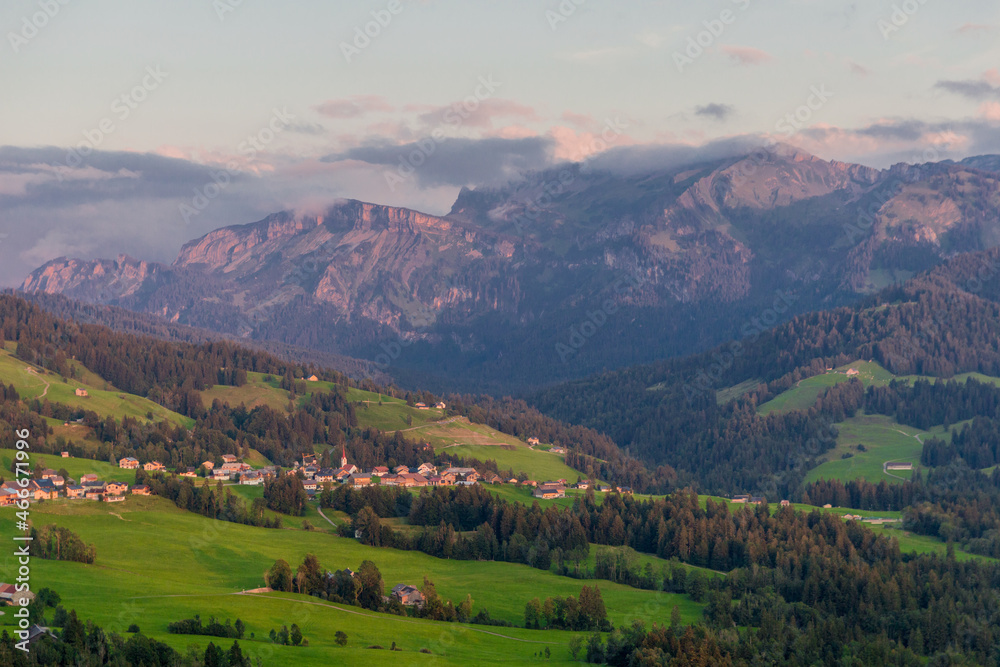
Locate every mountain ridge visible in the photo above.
<box><xmin>21</xmin><ymin>146</ymin><xmax>1000</xmax><ymax>393</ymax></box>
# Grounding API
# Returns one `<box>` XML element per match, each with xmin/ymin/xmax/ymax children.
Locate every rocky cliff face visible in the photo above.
<box><xmin>21</xmin><ymin>149</ymin><xmax>1000</xmax><ymax>392</ymax></box>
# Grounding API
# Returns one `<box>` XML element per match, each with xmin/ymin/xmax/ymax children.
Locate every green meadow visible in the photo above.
<box><xmin>804</xmin><ymin>414</ymin><xmax>926</xmax><ymax>484</ymax></box>
<box><xmin>0</xmin><ymin>448</ymin><xmax>137</xmax><ymax>484</ymax></box>
<box><xmin>0</xmin><ymin>347</ymin><xmax>193</xmax><ymax>428</ymax></box>
<box><xmin>758</xmin><ymin>361</ymin><xmax>896</xmax><ymax>415</ymax></box>
<box><xmin>0</xmin><ymin>497</ymin><xmax>699</xmax><ymax>665</ymax></box>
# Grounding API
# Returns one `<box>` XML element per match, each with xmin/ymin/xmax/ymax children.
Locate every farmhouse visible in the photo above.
<box><xmin>482</xmin><ymin>472</ymin><xmax>502</xmax><ymax>485</ymax></box>
<box><xmin>61</xmin><ymin>451</ymin><xmax>69</xmax><ymax>458</ymax></box>
<box><xmin>0</xmin><ymin>583</ymin><xmax>35</xmax><ymax>607</ymax></box>
<box><xmin>302</xmin><ymin>453</ymin><xmax>317</xmax><ymax>466</ymax></box>
<box><xmin>119</xmin><ymin>457</ymin><xmax>140</xmax><ymax>469</ymax></box>
<box><xmin>0</xmin><ymin>487</ymin><xmax>19</xmax><ymax>506</ymax></box>
<box><xmin>202</xmin><ymin>461</ymin><xmax>215</xmax><ymax>470</ymax></box>
<box><xmin>105</xmin><ymin>481</ymin><xmax>128</xmax><ymax>495</ymax></box>
<box><xmin>221</xmin><ymin>454</ymin><xmax>239</xmax><ymax>464</ymax></box>
<box><xmin>180</xmin><ymin>467</ymin><xmax>197</xmax><ymax>477</ymax></box>
<box><xmin>103</xmin><ymin>494</ymin><xmax>125</xmax><ymax>503</ymax></box>
<box><xmin>527</xmin><ymin>437</ymin><xmax>540</xmax><ymax>446</ymax></box>
<box><xmin>349</xmin><ymin>473</ymin><xmax>372</xmax><ymax>488</ymax></box>
<box><xmin>443</xmin><ymin>467</ymin><xmax>478</xmax><ymax>481</ymax></box>
<box><xmin>417</xmin><ymin>462</ymin><xmax>436</xmax><ymax>475</ymax></box>
<box><xmin>65</xmin><ymin>486</ymin><xmax>85</xmax><ymax>499</ymax></box>
<box><xmin>534</xmin><ymin>484</ymin><xmax>566</xmax><ymax>499</ymax></box>
<box><xmin>394</xmin><ymin>465</ymin><xmax>410</xmax><ymax>474</ymax></box>
<box><xmin>435</xmin><ymin>402</ymin><xmax>446</xmax><ymax>409</ymax></box>
<box><xmin>846</xmin><ymin>368</ymin><xmax>859</xmax><ymax>376</ymax></box>
<box><xmin>748</xmin><ymin>496</ymin><xmax>766</xmax><ymax>505</ymax></box>
<box><xmin>240</xmin><ymin>472</ymin><xmax>263</xmax><ymax>485</ymax></box>
<box><xmin>550</xmin><ymin>446</ymin><xmax>567</xmax><ymax>454</ymax></box>
<box><xmin>143</xmin><ymin>461</ymin><xmax>165</xmax><ymax>472</ymax></box>
<box><xmin>391</xmin><ymin>584</ymin><xmax>425</xmax><ymax>607</ymax></box>
<box><xmin>314</xmin><ymin>469</ymin><xmax>335</xmax><ymax>483</ymax></box>
<box><xmin>28</xmin><ymin>479</ymin><xmax>58</xmax><ymax>501</ymax></box>
<box><xmin>306</xmin><ymin>375</ymin><xmax>319</xmax><ymax>382</ymax></box>
<box><xmin>414</xmin><ymin>402</ymin><xmax>429</xmax><ymax>410</ymax></box>
<box><xmin>131</xmin><ymin>485</ymin><xmax>151</xmax><ymax>496</ymax></box>
<box><xmin>396</xmin><ymin>473</ymin><xmax>429</xmax><ymax>488</ymax></box>
<box><xmin>74</xmin><ymin>388</ymin><xmax>89</xmax><ymax>397</ymax></box>
<box><xmin>780</xmin><ymin>500</ymin><xmax>791</xmax><ymax>507</ymax></box>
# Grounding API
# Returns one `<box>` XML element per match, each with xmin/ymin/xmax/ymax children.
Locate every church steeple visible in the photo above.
<box><xmin>340</xmin><ymin>442</ymin><xmax>348</xmax><ymax>468</ymax></box>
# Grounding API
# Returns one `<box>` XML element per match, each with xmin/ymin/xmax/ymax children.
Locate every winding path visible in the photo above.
<box><xmin>24</xmin><ymin>367</ymin><xmax>50</xmax><ymax>398</ymax></box>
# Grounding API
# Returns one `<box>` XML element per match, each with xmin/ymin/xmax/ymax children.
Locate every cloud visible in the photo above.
<box><xmin>955</xmin><ymin>23</ymin><xmax>994</xmax><ymax>35</ymax></box>
<box><xmin>415</xmin><ymin>99</ymin><xmax>539</xmax><ymax>130</ymax></box>
<box><xmin>583</xmin><ymin>136</ymin><xmax>764</xmax><ymax>176</ymax></box>
<box><xmin>315</xmin><ymin>95</ymin><xmax>394</xmax><ymax>119</ymax></box>
<box><xmin>936</xmin><ymin>71</ymin><xmax>1000</xmax><ymax>100</ymax></box>
<box><xmin>721</xmin><ymin>45</ymin><xmax>772</xmax><ymax>66</ymax></box>
<box><xmin>321</xmin><ymin>136</ymin><xmax>556</xmax><ymax>187</ymax></box>
<box><xmin>694</xmin><ymin>103</ymin><xmax>735</xmax><ymax>121</ymax></box>
<box><xmin>936</xmin><ymin>79</ymin><xmax>1000</xmax><ymax>101</ymax></box>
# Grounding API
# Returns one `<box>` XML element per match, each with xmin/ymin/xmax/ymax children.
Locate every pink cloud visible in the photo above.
<box><xmin>560</xmin><ymin>111</ymin><xmax>598</xmax><ymax>130</ymax></box>
<box><xmin>979</xmin><ymin>102</ymin><xmax>1000</xmax><ymax>121</ymax></box>
<box><xmin>956</xmin><ymin>23</ymin><xmax>994</xmax><ymax>35</ymax></box>
<box><xmin>315</xmin><ymin>95</ymin><xmax>394</xmax><ymax>119</ymax></box>
<box><xmin>548</xmin><ymin>125</ymin><xmax>634</xmax><ymax>162</ymax></box>
<box><xmin>721</xmin><ymin>45</ymin><xmax>772</xmax><ymax>66</ymax></box>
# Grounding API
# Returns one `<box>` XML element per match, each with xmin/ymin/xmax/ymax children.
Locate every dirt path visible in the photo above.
<box><xmin>398</xmin><ymin>416</ymin><xmax>462</xmax><ymax>432</ymax></box>
<box><xmin>316</xmin><ymin>506</ymin><xmax>337</xmax><ymax>528</ymax></box>
<box><xmin>24</xmin><ymin>367</ymin><xmax>50</xmax><ymax>398</ymax></box>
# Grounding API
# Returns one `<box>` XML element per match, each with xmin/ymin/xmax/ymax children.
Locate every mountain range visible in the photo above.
<box><xmin>21</xmin><ymin>144</ymin><xmax>1000</xmax><ymax>393</ymax></box>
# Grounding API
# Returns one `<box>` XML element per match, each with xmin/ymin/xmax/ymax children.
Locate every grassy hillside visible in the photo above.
<box><xmin>0</xmin><ymin>448</ymin><xmax>137</xmax><ymax>483</ymax></box>
<box><xmin>197</xmin><ymin>377</ymin><xmax>586</xmax><ymax>482</ymax></box>
<box><xmin>803</xmin><ymin>414</ymin><xmax>927</xmax><ymax>484</ymax></box>
<box><xmin>0</xmin><ymin>498</ymin><xmax>700</xmax><ymax>665</ymax></box>
<box><xmin>757</xmin><ymin>361</ymin><xmax>895</xmax><ymax>415</ymax></box>
<box><xmin>0</xmin><ymin>346</ymin><xmax>193</xmax><ymax>429</ymax></box>
<box><xmin>415</xmin><ymin>418</ymin><xmax>583</xmax><ymax>482</ymax></box>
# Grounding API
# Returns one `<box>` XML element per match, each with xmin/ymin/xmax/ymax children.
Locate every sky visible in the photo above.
<box><xmin>1</xmin><ymin>0</ymin><xmax>999</xmax><ymax>286</ymax></box>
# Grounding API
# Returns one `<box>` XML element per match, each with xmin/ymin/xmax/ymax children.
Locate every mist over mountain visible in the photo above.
<box><xmin>21</xmin><ymin>145</ymin><xmax>1000</xmax><ymax>393</ymax></box>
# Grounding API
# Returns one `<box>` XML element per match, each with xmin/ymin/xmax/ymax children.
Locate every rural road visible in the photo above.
<box><xmin>881</xmin><ymin>428</ymin><xmax>923</xmax><ymax>480</ymax></box>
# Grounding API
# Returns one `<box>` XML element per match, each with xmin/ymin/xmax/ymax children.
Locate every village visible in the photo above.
<box><xmin>0</xmin><ymin>441</ymin><xmax>635</xmax><ymax>508</ymax></box>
